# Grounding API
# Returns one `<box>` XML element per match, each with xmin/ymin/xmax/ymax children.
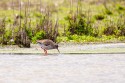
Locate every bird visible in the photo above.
<box><xmin>37</xmin><ymin>39</ymin><xmax>60</xmax><ymax>55</ymax></box>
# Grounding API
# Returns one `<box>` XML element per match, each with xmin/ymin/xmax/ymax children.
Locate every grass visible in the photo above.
<box><xmin>0</xmin><ymin>0</ymin><xmax>125</xmax><ymax>44</ymax></box>
<box><xmin>57</xmin><ymin>35</ymin><xmax>125</xmax><ymax>43</ymax></box>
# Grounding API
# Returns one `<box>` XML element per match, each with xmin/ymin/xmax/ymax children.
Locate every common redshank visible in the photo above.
<box><xmin>37</xmin><ymin>39</ymin><xmax>60</xmax><ymax>55</ymax></box>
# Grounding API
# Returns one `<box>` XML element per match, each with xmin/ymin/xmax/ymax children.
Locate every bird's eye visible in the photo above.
<box><xmin>45</xmin><ymin>44</ymin><xmax>48</xmax><ymax>46</ymax></box>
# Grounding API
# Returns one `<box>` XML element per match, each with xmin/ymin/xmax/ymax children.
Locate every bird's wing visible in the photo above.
<box><xmin>37</xmin><ymin>39</ymin><xmax>55</xmax><ymax>46</ymax></box>
<box><xmin>43</xmin><ymin>40</ymin><xmax>55</xmax><ymax>46</ymax></box>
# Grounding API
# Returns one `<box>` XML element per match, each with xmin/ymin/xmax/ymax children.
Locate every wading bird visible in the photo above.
<box><xmin>37</xmin><ymin>39</ymin><xmax>60</xmax><ymax>55</ymax></box>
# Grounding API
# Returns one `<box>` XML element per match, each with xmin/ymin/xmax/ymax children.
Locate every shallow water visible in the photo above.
<box><xmin>0</xmin><ymin>54</ymin><xmax>125</xmax><ymax>83</ymax></box>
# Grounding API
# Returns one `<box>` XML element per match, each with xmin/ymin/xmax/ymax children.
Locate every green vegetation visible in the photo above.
<box><xmin>94</xmin><ymin>14</ymin><xmax>105</xmax><ymax>20</ymax></box>
<box><xmin>57</xmin><ymin>35</ymin><xmax>125</xmax><ymax>43</ymax></box>
<box><xmin>0</xmin><ymin>0</ymin><xmax>125</xmax><ymax>47</ymax></box>
<box><xmin>32</xmin><ymin>31</ymin><xmax>46</xmax><ymax>43</ymax></box>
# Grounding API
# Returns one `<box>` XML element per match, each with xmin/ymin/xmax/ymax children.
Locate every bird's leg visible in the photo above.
<box><xmin>41</xmin><ymin>47</ymin><xmax>47</xmax><ymax>55</ymax></box>
<box><xmin>44</xmin><ymin>49</ymin><xmax>48</xmax><ymax>55</ymax></box>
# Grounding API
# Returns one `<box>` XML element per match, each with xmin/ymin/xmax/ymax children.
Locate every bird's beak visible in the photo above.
<box><xmin>57</xmin><ymin>48</ymin><xmax>60</xmax><ymax>53</ymax></box>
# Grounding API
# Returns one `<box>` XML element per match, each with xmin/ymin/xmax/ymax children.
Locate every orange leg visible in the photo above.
<box><xmin>41</xmin><ymin>47</ymin><xmax>48</xmax><ymax>55</ymax></box>
<box><xmin>43</xmin><ymin>49</ymin><xmax>48</xmax><ymax>55</ymax></box>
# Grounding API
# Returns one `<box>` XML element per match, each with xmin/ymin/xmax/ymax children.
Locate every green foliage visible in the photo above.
<box><xmin>58</xmin><ymin>34</ymin><xmax>125</xmax><ymax>43</ymax></box>
<box><xmin>34</xmin><ymin>12</ymin><xmax>43</xmax><ymax>18</ymax></box>
<box><xmin>65</xmin><ymin>13</ymin><xmax>93</xmax><ymax>35</ymax></box>
<box><xmin>1</xmin><ymin>0</ymin><xmax>125</xmax><ymax>45</ymax></box>
<box><xmin>57</xmin><ymin>35</ymin><xmax>98</xmax><ymax>43</ymax></box>
<box><xmin>0</xmin><ymin>28</ymin><xmax>12</xmax><ymax>45</ymax></box>
<box><xmin>117</xmin><ymin>18</ymin><xmax>125</xmax><ymax>36</ymax></box>
<box><xmin>5</xmin><ymin>17</ymin><xmax>12</xmax><ymax>23</ymax></box>
<box><xmin>117</xmin><ymin>5</ymin><xmax>125</xmax><ymax>11</ymax></box>
<box><xmin>57</xmin><ymin>35</ymin><xmax>103</xmax><ymax>43</ymax></box>
<box><xmin>94</xmin><ymin>14</ymin><xmax>105</xmax><ymax>20</ymax></box>
<box><xmin>118</xmin><ymin>36</ymin><xmax>125</xmax><ymax>41</ymax></box>
<box><xmin>25</xmin><ymin>27</ymin><xmax>33</xmax><ymax>40</ymax></box>
<box><xmin>92</xmin><ymin>27</ymin><xmax>100</xmax><ymax>37</ymax></box>
<box><xmin>57</xmin><ymin>36</ymin><xmax>69</xmax><ymax>42</ymax></box>
<box><xmin>32</xmin><ymin>31</ymin><xmax>46</xmax><ymax>43</ymax></box>
<box><xmin>105</xmin><ymin>10</ymin><xmax>113</xmax><ymax>15</ymax></box>
<box><xmin>4</xmin><ymin>29</ymin><xmax>12</xmax><ymax>44</ymax></box>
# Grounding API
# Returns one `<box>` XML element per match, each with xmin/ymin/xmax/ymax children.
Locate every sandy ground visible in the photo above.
<box><xmin>0</xmin><ymin>54</ymin><xmax>125</xmax><ymax>83</ymax></box>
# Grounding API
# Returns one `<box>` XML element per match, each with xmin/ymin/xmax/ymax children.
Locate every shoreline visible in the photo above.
<box><xmin>0</xmin><ymin>43</ymin><xmax>125</xmax><ymax>54</ymax></box>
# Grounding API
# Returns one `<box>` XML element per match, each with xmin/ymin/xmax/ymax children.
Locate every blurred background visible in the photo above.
<box><xmin>0</xmin><ymin>0</ymin><xmax>125</xmax><ymax>47</ymax></box>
